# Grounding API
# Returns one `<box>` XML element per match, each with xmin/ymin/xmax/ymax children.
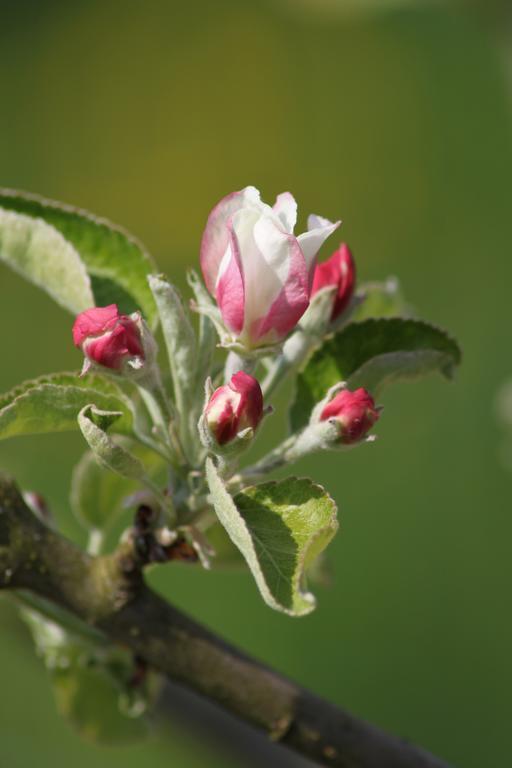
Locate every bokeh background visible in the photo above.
<box><xmin>0</xmin><ymin>0</ymin><xmax>511</xmax><ymax>766</ymax></box>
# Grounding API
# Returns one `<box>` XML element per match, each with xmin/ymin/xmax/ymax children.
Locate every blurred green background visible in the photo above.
<box><xmin>0</xmin><ymin>0</ymin><xmax>510</xmax><ymax>766</ymax></box>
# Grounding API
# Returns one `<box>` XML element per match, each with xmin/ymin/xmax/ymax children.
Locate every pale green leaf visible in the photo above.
<box><xmin>206</xmin><ymin>459</ymin><xmax>338</xmax><ymax>616</ymax></box>
<box><xmin>77</xmin><ymin>405</ymin><xmax>172</xmax><ymax>518</ymax></box>
<box><xmin>148</xmin><ymin>274</ymin><xmax>197</xmax><ymax>414</ymax></box>
<box><xmin>290</xmin><ymin>318</ymin><xmax>461</xmax><ymax>432</ymax></box>
<box><xmin>0</xmin><ymin>189</ymin><xmax>157</xmax><ymax>326</ymax></box>
<box><xmin>0</xmin><ymin>207</ymin><xmax>94</xmax><ymax>313</ymax></box>
<box><xmin>23</xmin><ymin>609</ymin><xmax>151</xmax><ymax>745</ymax></box>
<box><xmin>78</xmin><ymin>405</ymin><xmax>147</xmax><ymax>480</ymax></box>
<box><xmin>0</xmin><ymin>373</ymin><xmax>133</xmax><ymax>440</ymax></box>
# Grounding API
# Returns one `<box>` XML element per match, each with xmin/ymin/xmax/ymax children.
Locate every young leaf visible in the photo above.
<box><xmin>290</xmin><ymin>318</ymin><xmax>461</xmax><ymax>432</ymax></box>
<box><xmin>148</xmin><ymin>274</ymin><xmax>197</xmax><ymax>422</ymax></box>
<box><xmin>0</xmin><ymin>189</ymin><xmax>157</xmax><ymax>326</ymax></box>
<box><xmin>0</xmin><ymin>207</ymin><xmax>94</xmax><ymax>313</ymax></box>
<box><xmin>0</xmin><ymin>373</ymin><xmax>133</xmax><ymax>440</ymax></box>
<box><xmin>77</xmin><ymin>405</ymin><xmax>172</xmax><ymax>518</ymax></box>
<box><xmin>206</xmin><ymin>458</ymin><xmax>338</xmax><ymax>616</ymax></box>
<box><xmin>71</xmin><ymin>444</ymin><xmax>166</xmax><ymax>533</ymax></box>
<box><xmin>78</xmin><ymin>405</ymin><xmax>149</xmax><ymax>480</ymax></box>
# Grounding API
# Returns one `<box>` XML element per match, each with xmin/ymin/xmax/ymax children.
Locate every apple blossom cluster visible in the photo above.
<box><xmin>0</xmin><ymin>182</ymin><xmax>460</xmax><ymax>735</ymax></box>
<box><xmin>73</xmin><ymin>186</ymin><xmax>378</xmax><ymax>456</ymax></box>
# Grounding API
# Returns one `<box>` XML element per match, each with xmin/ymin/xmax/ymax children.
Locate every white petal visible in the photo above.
<box><xmin>298</xmin><ymin>215</ymin><xmax>341</xmax><ymax>271</ymax></box>
<box><xmin>307</xmin><ymin>213</ymin><xmax>333</xmax><ymax>230</ymax></box>
<box><xmin>273</xmin><ymin>192</ymin><xmax>298</xmax><ymax>233</ymax></box>
<box><xmin>229</xmin><ymin>210</ymin><xmax>294</xmax><ymax>334</ymax></box>
<box><xmin>200</xmin><ymin>185</ymin><xmax>264</xmax><ymax>294</ymax></box>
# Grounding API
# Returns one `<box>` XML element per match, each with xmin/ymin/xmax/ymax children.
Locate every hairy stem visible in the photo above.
<box><xmin>0</xmin><ymin>475</ymin><xmax>452</xmax><ymax>768</ymax></box>
<box><xmin>224</xmin><ymin>352</ymin><xmax>257</xmax><ymax>381</ymax></box>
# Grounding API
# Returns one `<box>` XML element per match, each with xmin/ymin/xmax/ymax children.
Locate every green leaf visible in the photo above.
<box><xmin>352</xmin><ymin>277</ymin><xmax>412</xmax><ymax>321</ymax></box>
<box><xmin>0</xmin><ymin>373</ymin><xmax>133</xmax><ymax>440</ymax></box>
<box><xmin>148</xmin><ymin>274</ymin><xmax>197</xmax><ymax>416</ymax></box>
<box><xmin>71</xmin><ymin>443</ymin><xmax>166</xmax><ymax>533</ymax></box>
<box><xmin>290</xmin><ymin>318</ymin><xmax>461</xmax><ymax>432</ymax></box>
<box><xmin>0</xmin><ymin>207</ymin><xmax>94</xmax><ymax>313</ymax></box>
<box><xmin>78</xmin><ymin>405</ymin><xmax>149</xmax><ymax>479</ymax></box>
<box><xmin>0</xmin><ymin>189</ymin><xmax>157</xmax><ymax>326</ymax></box>
<box><xmin>77</xmin><ymin>405</ymin><xmax>172</xmax><ymax>518</ymax></box>
<box><xmin>22</xmin><ymin>609</ymin><xmax>151</xmax><ymax>745</ymax></box>
<box><xmin>206</xmin><ymin>458</ymin><xmax>338</xmax><ymax>616</ymax></box>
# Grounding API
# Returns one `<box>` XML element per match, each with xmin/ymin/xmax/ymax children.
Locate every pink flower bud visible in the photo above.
<box><xmin>200</xmin><ymin>186</ymin><xmax>340</xmax><ymax>348</ymax></box>
<box><xmin>311</xmin><ymin>243</ymin><xmax>356</xmax><ymax>321</ymax></box>
<box><xmin>72</xmin><ymin>304</ymin><xmax>145</xmax><ymax>373</ymax></box>
<box><xmin>204</xmin><ymin>371</ymin><xmax>264</xmax><ymax>446</ymax></box>
<box><xmin>320</xmin><ymin>387</ymin><xmax>379</xmax><ymax>444</ymax></box>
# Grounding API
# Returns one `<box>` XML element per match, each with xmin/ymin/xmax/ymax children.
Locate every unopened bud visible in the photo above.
<box><xmin>320</xmin><ymin>386</ymin><xmax>380</xmax><ymax>444</ymax></box>
<box><xmin>72</xmin><ymin>304</ymin><xmax>156</xmax><ymax>376</ymax></box>
<box><xmin>201</xmin><ymin>371</ymin><xmax>264</xmax><ymax>447</ymax></box>
<box><xmin>311</xmin><ymin>243</ymin><xmax>356</xmax><ymax>321</ymax></box>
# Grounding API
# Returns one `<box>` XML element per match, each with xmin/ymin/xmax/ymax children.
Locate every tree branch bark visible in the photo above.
<box><xmin>0</xmin><ymin>475</ymin><xmax>453</xmax><ymax>768</ymax></box>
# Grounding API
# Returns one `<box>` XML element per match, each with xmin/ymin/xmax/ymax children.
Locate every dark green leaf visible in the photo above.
<box><xmin>290</xmin><ymin>318</ymin><xmax>461</xmax><ymax>431</ymax></box>
<box><xmin>0</xmin><ymin>372</ymin><xmax>133</xmax><ymax>440</ymax></box>
<box><xmin>0</xmin><ymin>189</ymin><xmax>157</xmax><ymax>326</ymax></box>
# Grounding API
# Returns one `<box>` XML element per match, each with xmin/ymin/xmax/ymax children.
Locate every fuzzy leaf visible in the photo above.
<box><xmin>71</xmin><ymin>443</ymin><xmax>166</xmax><ymax>533</ymax></box>
<box><xmin>0</xmin><ymin>373</ymin><xmax>133</xmax><ymax>440</ymax></box>
<box><xmin>290</xmin><ymin>318</ymin><xmax>461</xmax><ymax>432</ymax></box>
<box><xmin>78</xmin><ymin>405</ymin><xmax>148</xmax><ymax>480</ymax></box>
<box><xmin>0</xmin><ymin>189</ymin><xmax>157</xmax><ymax>326</ymax></box>
<box><xmin>0</xmin><ymin>207</ymin><xmax>94</xmax><ymax>313</ymax></box>
<box><xmin>206</xmin><ymin>458</ymin><xmax>338</xmax><ymax>616</ymax></box>
<box><xmin>77</xmin><ymin>405</ymin><xmax>171</xmax><ymax>517</ymax></box>
<box><xmin>148</xmin><ymin>274</ymin><xmax>197</xmax><ymax>415</ymax></box>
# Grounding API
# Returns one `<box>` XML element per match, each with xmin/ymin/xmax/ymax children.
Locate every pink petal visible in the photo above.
<box><xmin>84</xmin><ymin>325</ymin><xmax>129</xmax><ymax>370</ymax></box>
<box><xmin>249</xmin><ymin>234</ymin><xmax>309</xmax><ymax>345</ymax></box>
<box><xmin>200</xmin><ymin>186</ymin><xmax>260</xmax><ymax>295</ymax></box>
<box><xmin>72</xmin><ymin>304</ymin><xmax>119</xmax><ymax>347</ymax></box>
<box><xmin>215</xmin><ymin>223</ymin><xmax>245</xmax><ymax>335</ymax></box>
<box><xmin>206</xmin><ymin>387</ymin><xmax>239</xmax><ymax>445</ymax></box>
<box><xmin>230</xmin><ymin>371</ymin><xmax>264</xmax><ymax>429</ymax></box>
<box><xmin>312</xmin><ymin>243</ymin><xmax>356</xmax><ymax>320</ymax></box>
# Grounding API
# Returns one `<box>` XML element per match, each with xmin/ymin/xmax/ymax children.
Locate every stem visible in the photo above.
<box><xmin>0</xmin><ymin>474</ymin><xmax>453</xmax><ymax>768</ymax></box>
<box><xmin>137</xmin><ymin>376</ymin><xmax>187</xmax><ymax>470</ymax></box>
<box><xmin>224</xmin><ymin>352</ymin><xmax>256</xmax><ymax>381</ymax></box>
<box><xmin>234</xmin><ymin>435</ymin><xmax>297</xmax><ymax>482</ymax></box>
<box><xmin>262</xmin><ymin>329</ymin><xmax>314</xmax><ymax>400</ymax></box>
<box><xmin>87</xmin><ymin>528</ymin><xmax>104</xmax><ymax>556</ymax></box>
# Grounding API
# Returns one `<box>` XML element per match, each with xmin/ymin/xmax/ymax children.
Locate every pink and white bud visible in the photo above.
<box><xmin>200</xmin><ymin>186</ymin><xmax>340</xmax><ymax>349</ymax></box>
<box><xmin>320</xmin><ymin>387</ymin><xmax>380</xmax><ymax>444</ymax></box>
<box><xmin>311</xmin><ymin>243</ymin><xmax>356</xmax><ymax>321</ymax></box>
<box><xmin>73</xmin><ymin>304</ymin><xmax>152</xmax><ymax>375</ymax></box>
<box><xmin>203</xmin><ymin>371</ymin><xmax>264</xmax><ymax>446</ymax></box>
